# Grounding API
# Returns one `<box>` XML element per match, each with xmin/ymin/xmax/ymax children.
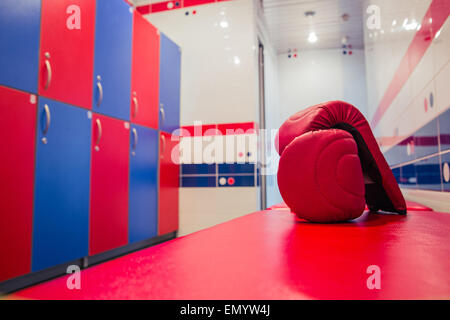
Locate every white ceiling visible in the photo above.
<box><xmin>262</xmin><ymin>0</ymin><xmax>365</xmax><ymax>53</ymax></box>
<box><xmin>131</xmin><ymin>0</ymin><xmax>366</xmax><ymax>53</ymax></box>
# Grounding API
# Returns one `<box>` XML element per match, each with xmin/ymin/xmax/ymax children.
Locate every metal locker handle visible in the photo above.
<box><xmin>97</xmin><ymin>82</ymin><xmax>103</xmax><ymax>107</ymax></box>
<box><xmin>95</xmin><ymin>119</ymin><xmax>102</xmax><ymax>146</ymax></box>
<box><xmin>132</xmin><ymin>128</ymin><xmax>138</xmax><ymax>150</ymax></box>
<box><xmin>160</xmin><ymin>104</ymin><xmax>165</xmax><ymax>126</ymax></box>
<box><xmin>43</xmin><ymin>104</ymin><xmax>51</xmax><ymax>134</ymax></box>
<box><xmin>133</xmin><ymin>97</ymin><xmax>139</xmax><ymax>118</ymax></box>
<box><xmin>44</xmin><ymin>59</ymin><xmax>52</xmax><ymax>90</ymax></box>
<box><xmin>161</xmin><ymin>134</ymin><xmax>166</xmax><ymax>158</ymax></box>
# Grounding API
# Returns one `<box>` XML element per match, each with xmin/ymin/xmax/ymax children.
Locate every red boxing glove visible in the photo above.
<box><xmin>276</xmin><ymin>101</ymin><xmax>406</xmax><ymax>222</ymax></box>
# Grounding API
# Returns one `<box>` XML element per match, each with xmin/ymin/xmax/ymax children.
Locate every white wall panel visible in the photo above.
<box><xmin>146</xmin><ymin>0</ymin><xmax>259</xmax><ymax>125</ymax></box>
<box><xmin>277</xmin><ymin>48</ymin><xmax>368</xmax><ymax>123</ymax></box>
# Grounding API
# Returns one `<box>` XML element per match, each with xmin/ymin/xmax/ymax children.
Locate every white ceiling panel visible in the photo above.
<box><xmin>132</xmin><ymin>0</ymin><xmax>366</xmax><ymax>53</ymax></box>
<box><xmin>262</xmin><ymin>0</ymin><xmax>365</xmax><ymax>53</ymax></box>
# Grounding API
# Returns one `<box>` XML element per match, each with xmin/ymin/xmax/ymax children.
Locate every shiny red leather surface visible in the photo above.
<box><xmin>11</xmin><ymin>207</ymin><xmax>450</xmax><ymax>299</ymax></box>
<box><xmin>278</xmin><ymin>129</ymin><xmax>366</xmax><ymax>222</ymax></box>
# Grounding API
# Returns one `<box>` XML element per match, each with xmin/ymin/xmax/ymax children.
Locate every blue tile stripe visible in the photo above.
<box><xmin>182</xmin><ymin>176</ymin><xmax>216</xmax><ymax>188</ymax></box>
<box><xmin>384</xmin><ymin>108</ymin><xmax>450</xmax><ymax>192</ymax></box>
<box><xmin>181</xmin><ymin>163</ymin><xmax>216</xmax><ymax>175</ymax></box>
<box><xmin>218</xmin><ymin>175</ymin><xmax>255</xmax><ymax>187</ymax></box>
<box><xmin>180</xmin><ymin>162</ymin><xmax>258</xmax><ymax>188</ymax></box>
<box><xmin>218</xmin><ymin>163</ymin><xmax>255</xmax><ymax>174</ymax></box>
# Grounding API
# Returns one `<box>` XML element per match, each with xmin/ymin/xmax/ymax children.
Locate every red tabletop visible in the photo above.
<box><xmin>9</xmin><ymin>206</ymin><xmax>450</xmax><ymax>300</ymax></box>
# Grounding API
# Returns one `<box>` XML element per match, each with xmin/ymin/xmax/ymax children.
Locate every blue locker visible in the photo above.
<box><xmin>92</xmin><ymin>0</ymin><xmax>133</xmax><ymax>120</ymax></box>
<box><xmin>159</xmin><ymin>33</ymin><xmax>181</xmax><ymax>133</ymax></box>
<box><xmin>0</xmin><ymin>0</ymin><xmax>41</xmax><ymax>93</ymax></box>
<box><xmin>32</xmin><ymin>98</ymin><xmax>92</xmax><ymax>271</ymax></box>
<box><xmin>129</xmin><ymin>124</ymin><xmax>158</xmax><ymax>243</ymax></box>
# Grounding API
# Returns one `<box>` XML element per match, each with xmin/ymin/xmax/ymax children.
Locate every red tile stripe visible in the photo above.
<box><xmin>180</xmin><ymin>122</ymin><xmax>257</xmax><ymax>136</ymax></box>
<box><xmin>137</xmin><ymin>0</ymin><xmax>232</xmax><ymax>15</ymax></box>
<box><xmin>370</xmin><ymin>0</ymin><xmax>450</xmax><ymax>128</ymax></box>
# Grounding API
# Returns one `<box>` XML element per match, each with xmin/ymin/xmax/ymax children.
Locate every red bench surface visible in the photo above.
<box><xmin>9</xmin><ymin>207</ymin><xmax>450</xmax><ymax>300</ymax></box>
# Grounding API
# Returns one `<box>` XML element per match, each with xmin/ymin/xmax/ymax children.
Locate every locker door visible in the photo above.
<box><xmin>129</xmin><ymin>125</ymin><xmax>158</xmax><ymax>243</ymax></box>
<box><xmin>158</xmin><ymin>132</ymin><xmax>180</xmax><ymax>236</ymax></box>
<box><xmin>38</xmin><ymin>0</ymin><xmax>96</xmax><ymax>109</ymax></box>
<box><xmin>90</xmin><ymin>114</ymin><xmax>130</xmax><ymax>255</ymax></box>
<box><xmin>130</xmin><ymin>11</ymin><xmax>160</xmax><ymax>129</ymax></box>
<box><xmin>92</xmin><ymin>0</ymin><xmax>133</xmax><ymax>120</ymax></box>
<box><xmin>0</xmin><ymin>0</ymin><xmax>41</xmax><ymax>93</ymax></box>
<box><xmin>159</xmin><ymin>33</ymin><xmax>181</xmax><ymax>133</ymax></box>
<box><xmin>0</xmin><ymin>86</ymin><xmax>36</xmax><ymax>282</ymax></box>
<box><xmin>32</xmin><ymin>98</ymin><xmax>91</xmax><ymax>271</ymax></box>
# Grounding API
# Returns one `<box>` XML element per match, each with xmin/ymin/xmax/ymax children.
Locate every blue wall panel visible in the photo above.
<box><xmin>414</xmin><ymin>118</ymin><xmax>438</xmax><ymax>159</ymax></box>
<box><xmin>414</xmin><ymin>156</ymin><xmax>442</xmax><ymax>191</ymax></box>
<box><xmin>219</xmin><ymin>163</ymin><xmax>255</xmax><ymax>174</ymax></box>
<box><xmin>439</xmin><ymin>109</ymin><xmax>450</xmax><ymax>152</ymax></box>
<box><xmin>399</xmin><ymin>164</ymin><xmax>417</xmax><ymax>189</ymax></box>
<box><xmin>218</xmin><ymin>175</ymin><xmax>255</xmax><ymax>187</ymax></box>
<box><xmin>182</xmin><ymin>164</ymin><xmax>216</xmax><ymax>175</ymax></box>
<box><xmin>441</xmin><ymin>153</ymin><xmax>450</xmax><ymax>192</ymax></box>
<box><xmin>182</xmin><ymin>176</ymin><xmax>216</xmax><ymax>188</ymax></box>
<box><xmin>384</xmin><ymin>108</ymin><xmax>450</xmax><ymax>193</ymax></box>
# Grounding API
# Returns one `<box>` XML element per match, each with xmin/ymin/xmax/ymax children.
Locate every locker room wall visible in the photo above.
<box><xmin>277</xmin><ymin>48</ymin><xmax>368</xmax><ymax>122</ymax></box>
<box><xmin>363</xmin><ymin>0</ymin><xmax>450</xmax><ymax>209</ymax></box>
<box><xmin>142</xmin><ymin>0</ymin><xmax>262</xmax><ymax>236</ymax></box>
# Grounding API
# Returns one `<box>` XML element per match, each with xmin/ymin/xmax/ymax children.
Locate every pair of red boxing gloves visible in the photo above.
<box><xmin>276</xmin><ymin>101</ymin><xmax>406</xmax><ymax>222</ymax></box>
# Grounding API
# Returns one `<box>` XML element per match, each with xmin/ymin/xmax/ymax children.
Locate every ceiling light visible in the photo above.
<box><xmin>304</xmin><ymin>11</ymin><xmax>316</xmax><ymax>17</ymax></box>
<box><xmin>308</xmin><ymin>32</ymin><xmax>318</xmax><ymax>43</ymax></box>
<box><xmin>403</xmin><ymin>19</ymin><xmax>418</xmax><ymax>31</ymax></box>
<box><xmin>220</xmin><ymin>20</ymin><xmax>229</xmax><ymax>28</ymax></box>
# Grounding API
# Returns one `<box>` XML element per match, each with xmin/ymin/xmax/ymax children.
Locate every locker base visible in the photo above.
<box><xmin>0</xmin><ymin>232</ymin><xmax>176</xmax><ymax>294</ymax></box>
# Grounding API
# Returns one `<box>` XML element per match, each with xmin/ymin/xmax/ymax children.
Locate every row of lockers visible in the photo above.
<box><xmin>0</xmin><ymin>0</ymin><xmax>180</xmax><ymax>132</ymax></box>
<box><xmin>0</xmin><ymin>85</ymin><xmax>179</xmax><ymax>282</ymax></box>
<box><xmin>0</xmin><ymin>0</ymin><xmax>181</xmax><ymax>284</ymax></box>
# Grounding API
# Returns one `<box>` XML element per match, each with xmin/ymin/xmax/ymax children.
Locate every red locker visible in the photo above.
<box><xmin>158</xmin><ymin>132</ymin><xmax>180</xmax><ymax>235</ymax></box>
<box><xmin>130</xmin><ymin>11</ymin><xmax>160</xmax><ymax>129</ymax></box>
<box><xmin>38</xmin><ymin>0</ymin><xmax>96</xmax><ymax>109</ymax></box>
<box><xmin>0</xmin><ymin>86</ymin><xmax>36</xmax><ymax>282</ymax></box>
<box><xmin>90</xmin><ymin>114</ymin><xmax>130</xmax><ymax>255</ymax></box>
